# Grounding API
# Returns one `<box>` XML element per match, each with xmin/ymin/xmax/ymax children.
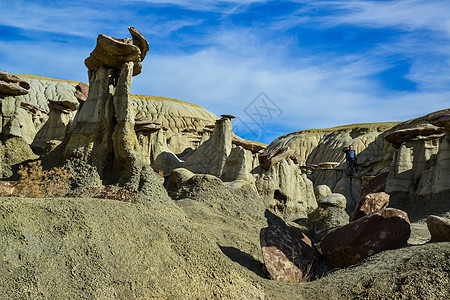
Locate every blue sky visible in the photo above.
<box><xmin>1</xmin><ymin>0</ymin><xmax>449</xmax><ymax>143</ymax></box>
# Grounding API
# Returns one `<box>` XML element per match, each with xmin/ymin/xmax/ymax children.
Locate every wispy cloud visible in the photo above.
<box><xmin>317</xmin><ymin>0</ymin><xmax>450</xmax><ymax>36</ymax></box>
<box><xmin>127</xmin><ymin>0</ymin><xmax>269</xmax><ymax>12</ymax></box>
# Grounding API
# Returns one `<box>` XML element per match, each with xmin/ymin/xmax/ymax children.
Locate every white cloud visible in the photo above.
<box><xmin>317</xmin><ymin>0</ymin><xmax>450</xmax><ymax>36</ymax></box>
<box><xmin>132</xmin><ymin>37</ymin><xmax>449</xmax><ymax>142</ymax></box>
<box><xmin>127</xmin><ymin>0</ymin><xmax>269</xmax><ymax>12</ymax></box>
<box><xmin>0</xmin><ymin>2</ymin><xmax>107</xmax><ymax>37</ymax></box>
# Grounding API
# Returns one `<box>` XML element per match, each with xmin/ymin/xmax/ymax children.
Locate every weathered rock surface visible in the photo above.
<box><xmin>221</xmin><ymin>145</ymin><xmax>259</xmax><ymax>182</ymax></box>
<box><xmin>264</xmin><ymin>122</ymin><xmax>398</xmax><ymax>169</ymax></box>
<box><xmin>256</xmin><ymin>159</ymin><xmax>317</xmax><ymax>220</ymax></box>
<box><xmin>320</xmin><ymin>208</ymin><xmax>411</xmax><ymax>267</ymax></box>
<box><xmin>318</xmin><ymin>193</ymin><xmax>347</xmax><ymax>209</ymax></box>
<box><xmin>85</xmin><ymin>27</ymin><xmax>148</xmax><ymax>76</ymax></box>
<box><xmin>259</xmin><ymin>146</ymin><xmax>293</xmax><ymax>170</ymax></box>
<box><xmin>352</xmin><ymin>192</ymin><xmax>390</xmax><ymax>221</ymax></box>
<box><xmin>232</xmin><ymin>135</ymin><xmax>266</xmax><ymax>153</ymax></box>
<box><xmin>0</xmin><ymin>186</ymin><xmax>265</xmax><ymax>299</ymax></box>
<box><xmin>428</xmin><ymin>110</ymin><xmax>450</xmax><ymax>132</ymax></box>
<box><xmin>384</xmin><ymin>124</ymin><xmax>445</xmax><ymax>148</ymax></box>
<box><xmin>427</xmin><ymin>215</ymin><xmax>450</xmax><ymax>242</ymax></box>
<box><xmin>0</xmin><ymin>137</ymin><xmax>38</xmax><ymax>178</ymax></box>
<box><xmin>359</xmin><ymin>171</ymin><xmax>388</xmax><ymax>200</ymax></box>
<box><xmin>164</xmin><ymin>167</ymin><xmax>195</xmax><ymax>197</ymax></box>
<box><xmin>309</xmin><ymin>193</ymin><xmax>349</xmax><ymax>238</ymax></box>
<box><xmin>260</xmin><ymin>225</ymin><xmax>326</xmax><ymax>282</ymax></box>
<box><xmin>0</xmin><ymin>70</ymin><xmax>30</xmax><ymax>96</ymax></box>
<box><xmin>74</xmin><ymin>82</ymin><xmax>89</xmax><ymax>103</ymax></box>
<box><xmin>183</xmin><ymin>117</ymin><xmax>232</xmax><ymax>177</ymax></box>
<box><xmin>385</xmin><ymin>109</ymin><xmax>450</xmax><ymax>216</ymax></box>
<box><xmin>314</xmin><ymin>184</ymin><xmax>332</xmax><ymax>202</ymax></box>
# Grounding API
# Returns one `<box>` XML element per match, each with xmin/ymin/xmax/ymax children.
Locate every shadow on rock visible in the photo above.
<box><xmin>264</xmin><ymin>209</ymin><xmax>286</xmax><ymax>227</ymax></box>
<box><xmin>219</xmin><ymin>246</ymin><xmax>268</xmax><ymax>278</ymax></box>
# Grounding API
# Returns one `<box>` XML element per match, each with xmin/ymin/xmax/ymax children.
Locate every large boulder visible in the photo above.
<box><xmin>320</xmin><ymin>208</ymin><xmax>411</xmax><ymax>267</ymax></box>
<box><xmin>260</xmin><ymin>225</ymin><xmax>327</xmax><ymax>282</ymax></box>
<box><xmin>426</xmin><ymin>215</ymin><xmax>450</xmax><ymax>242</ymax></box>
<box><xmin>351</xmin><ymin>192</ymin><xmax>390</xmax><ymax>221</ymax></box>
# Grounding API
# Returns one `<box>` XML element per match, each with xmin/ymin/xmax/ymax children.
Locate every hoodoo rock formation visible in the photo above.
<box><xmin>52</xmin><ymin>27</ymin><xmax>150</xmax><ymax>184</ymax></box>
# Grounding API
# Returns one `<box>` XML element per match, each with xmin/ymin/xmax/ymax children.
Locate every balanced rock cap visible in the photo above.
<box><xmin>84</xmin><ymin>27</ymin><xmax>149</xmax><ymax>76</ymax></box>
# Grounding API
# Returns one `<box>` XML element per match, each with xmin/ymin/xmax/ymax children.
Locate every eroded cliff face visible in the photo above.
<box><xmin>265</xmin><ymin>122</ymin><xmax>398</xmax><ymax>168</ymax></box>
<box><xmin>384</xmin><ymin>109</ymin><xmax>450</xmax><ymax>217</ymax></box>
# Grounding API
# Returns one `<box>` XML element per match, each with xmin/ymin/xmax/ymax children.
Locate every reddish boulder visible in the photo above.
<box><xmin>74</xmin><ymin>82</ymin><xmax>89</xmax><ymax>103</ymax></box>
<box><xmin>359</xmin><ymin>172</ymin><xmax>388</xmax><ymax>200</ymax></box>
<box><xmin>320</xmin><ymin>208</ymin><xmax>411</xmax><ymax>267</ymax></box>
<box><xmin>260</xmin><ymin>225</ymin><xmax>326</xmax><ymax>282</ymax></box>
<box><xmin>427</xmin><ymin>215</ymin><xmax>450</xmax><ymax>242</ymax></box>
<box><xmin>351</xmin><ymin>192</ymin><xmax>390</xmax><ymax>221</ymax></box>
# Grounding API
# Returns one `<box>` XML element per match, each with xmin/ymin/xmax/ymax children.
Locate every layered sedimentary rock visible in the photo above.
<box><xmin>385</xmin><ymin>109</ymin><xmax>450</xmax><ymax>216</ymax></box>
<box><xmin>265</xmin><ymin>122</ymin><xmax>398</xmax><ymax>169</ymax></box>
<box><xmin>262</xmin><ymin>123</ymin><xmax>398</xmax><ymax>212</ymax></box>
<box><xmin>256</xmin><ymin>159</ymin><xmax>317</xmax><ymax>220</ymax></box>
<box><xmin>183</xmin><ymin>116</ymin><xmax>233</xmax><ymax>177</ymax></box>
<box><xmin>0</xmin><ymin>74</ymin><xmax>71</xmax><ymax>145</ymax></box>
